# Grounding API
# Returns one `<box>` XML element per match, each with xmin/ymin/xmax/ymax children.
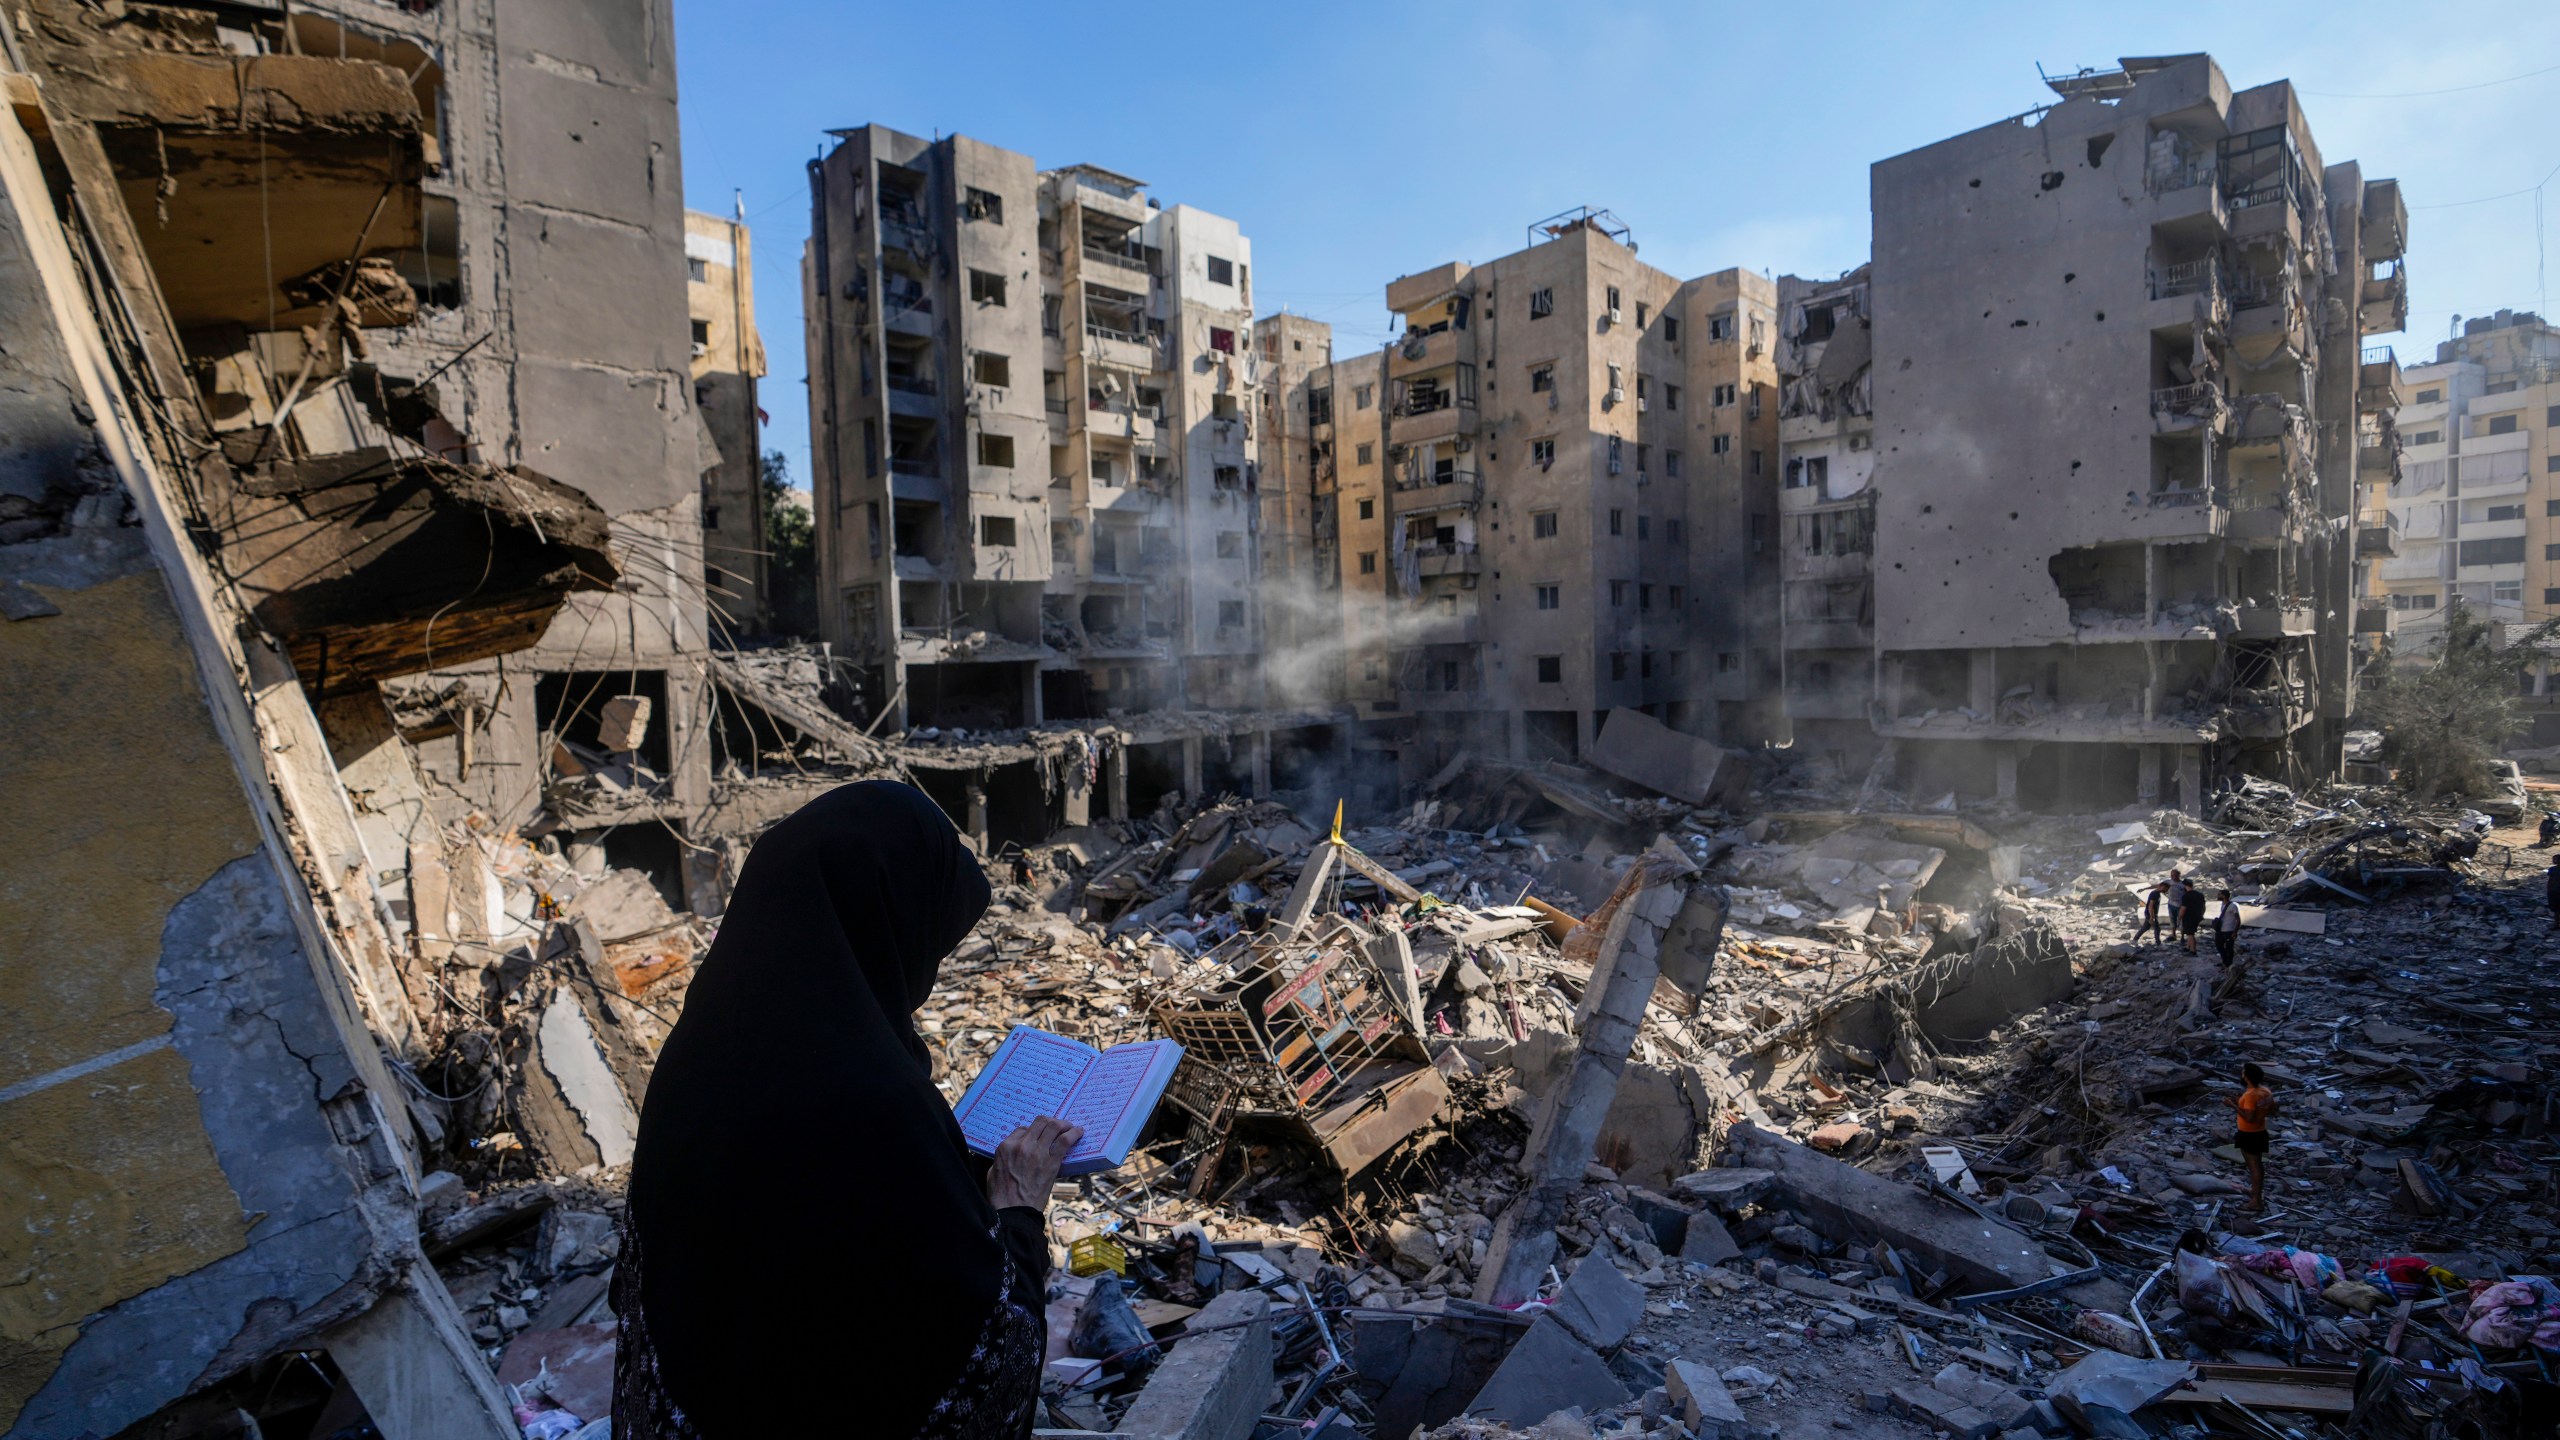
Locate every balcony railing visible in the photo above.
<box><xmin>1085</xmin><ymin>323</ymin><xmax>1150</xmax><ymax>349</ymax></box>
<box><xmin>2361</xmin><ymin>344</ymin><xmax>2396</xmax><ymax>366</ymax></box>
<box><xmin>1392</xmin><ymin>466</ymin><xmax>1482</xmax><ymax>494</ymax></box>
<box><xmin>2151</xmin><ymin>382</ymin><xmax>2225</xmax><ymax>427</ymax></box>
<box><xmin>1080</xmin><ymin>244</ymin><xmax>1149</xmax><ymax>276</ymax></box>
<box><xmin>886</xmin><ymin>372</ymin><xmax>938</xmax><ymax>397</ymax></box>
<box><xmin>1394</xmin><ymin>393</ymin><xmax>1456</xmax><ymax>417</ymax></box>
<box><xmin>881</xmin><ymin>282</ymin><xmax>933</xmax><ymax>317</ymax></box>
<box><xmin>2147</xmin><ymin>155</ymin><xmax>2215</xmax><ymax>195</ymax></box>
<box><xmin>2151</xmin><ymin>258</ymin><xmax>2225</xmax><ymax>301</ymax></box>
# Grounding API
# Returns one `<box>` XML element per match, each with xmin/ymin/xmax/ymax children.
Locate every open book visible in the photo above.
<box><xmin>952</xmin><ymin>1026</ymin><xmax>1185</xmax><ymax>1177</ymax></box>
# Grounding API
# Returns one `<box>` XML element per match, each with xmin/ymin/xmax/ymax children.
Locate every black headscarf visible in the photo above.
<box><xmin>628</xmin><ymin>780</ymin><xmax>998</xmax><ymax>1433</ymax></box>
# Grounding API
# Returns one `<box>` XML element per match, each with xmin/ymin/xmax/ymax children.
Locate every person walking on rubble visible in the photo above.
<box><xmin>2231</xmin><ymin>1062</ymin><xmax>2279</xmax><ymax>1212</ymax></box>
<box><xmin>618</xmin><ymin>781</ymin><xmax>1079</xmax><ymax>1439</ymax></box>
<box><xmin>2137</xmin><ymin>881</ymin><xmax>2169</xmax><ymax>947</ymax></box>
<box><xmin>2211</xmin><ymin>889</ymin><xmax>2241</xmax><ymax>966</ymax></box>
<box><xmin>2177</xmin><ymin>875</ymin><xmax>2208</xmax><ymax>956</ymax></box>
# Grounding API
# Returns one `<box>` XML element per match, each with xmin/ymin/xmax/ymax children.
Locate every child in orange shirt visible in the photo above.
<box><xmin>2232</xmin><ymin>1062</ymin><xmax>2278</xmax><ymax>1212</ymax></box>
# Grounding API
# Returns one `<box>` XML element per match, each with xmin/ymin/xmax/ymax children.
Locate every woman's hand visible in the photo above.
<box><xmin>986</xmin><ymin>1116</ymin><xmax>1083</xmax><ymax>1211</ymax></box>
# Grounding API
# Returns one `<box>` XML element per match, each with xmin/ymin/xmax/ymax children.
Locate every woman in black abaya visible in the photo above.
<box><xmin>616</xmin><ymin>780</ymin><xmax>1079</xmax><ymax>1438</ymax></box>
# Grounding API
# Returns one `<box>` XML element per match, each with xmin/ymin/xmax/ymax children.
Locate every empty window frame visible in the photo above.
<box><xmin>1532</xmin><ymin>509</ymin><xmax>1560</xmax><ymax>539</ymax></box>
<box><xmin>969</xmin><ymin>269</ymin><xmax>1007</xmax><ymax>305</ymax></box>
<box><xmin>980</xmin><ymin>515</ymin><xmax>1017</xmax><ymax>546</ymax></box>
<box><xmin>1206</xmin><ymin>255</ymin><xmax>1235</xmax><ymax>285</ymax></box>
<box><xmin>1529</xmin><ymin>287</ymin><xmax>1555</xmax><ymax>319</ymax></box>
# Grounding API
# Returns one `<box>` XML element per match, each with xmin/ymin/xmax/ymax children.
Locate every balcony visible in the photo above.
<box><xmin>1391</xmin><ymin>395</ymin><xmax>1477</xmax><ymax>447</ymax></box>
<box><xmin>1407</xmin><ymin>610</ymin><xmax>1482</xmax><ymax>646</ymax></box>
<box><xmin>1083</xmin><ymin>324</ymin><xmax>1158</xmax><ymax>374</ymax></box>
<box><xmin>1413</xmin><ymin>541</ymin><xmax>1482</xmax><ymax>577</ymax></box>
<box><xmin>878</xmin><ymin>205</ymin><xmax>934</xmax><ymax>256</ymax></box>
<box><xmin>888</xmin><ymin>466</ymin><xmax>945</xmax><ymax>503</ymax></box>
<box><xmin>1388</xmin><ymin>325</ymin><xmax>1474</xmax><ymax>380</ymax></box>
<box><xmin>2226</xmin><ymin>502</ymin><xmax>2298</xmax><ymax>543</ymax></box>
<box><xmin>1077</xmin><ymin>244</ymin><xmax>1150</xmax><ymax>282</ymax></box>
<box><xmin>2354</xmin><ymin>599</ymin><xmax>2395</xmax><ymax>636</ymax></box>
<box><xmin>2360</xmin><ymin>262</ymin><xmax>2408</xmax><ymax>335</ymax></box>
<box><xmin>2151</xmin><ymin>382</ymin><xmax>2227</xmax><ymax>434</ymax></box>
<box><xmin>2235</xmin><ymin>600</ymin><xmax>2317</xmax><ymax>638</ymax></box>
<box><xmin>2358</xmin><ymin>429</ymin><xmax>2402</xmax><ymax>480</ymax></box>
<box><xmin>2357</xmin><ymin>348</ymin><xmax>2401</xmax><ymax>412</ymax></box>
<box><xmin>2355</xmin><ymin>509</ymin><xmax>2401</xmax><ymax>559</ymax></box>
<box><xmin>1391</xmin><ymin>468</ymin><xmax>1482</xmax><ymax>512</ymax></box>
<box><xmin>2362</xmin><ymin>179</ymin><xmax>2407</xmax><ymax>262</ymax></box>
<box><xmin>2149</xmin><ymin>159</ymin><xmax>2226</xmax><ymax>241</ymax></box>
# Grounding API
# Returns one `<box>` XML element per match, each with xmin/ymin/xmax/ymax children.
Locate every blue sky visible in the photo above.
<box><xmin>674</xmin><ymin>1</ymin><xmax>2560</xmax><ymax>488</ymax></box>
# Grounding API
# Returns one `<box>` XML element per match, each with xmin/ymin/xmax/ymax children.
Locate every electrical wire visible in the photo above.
<box><xmin>2301</xmin><ymin>61</ymin><xmax>2560</xmax><ymax>100</ymax></box>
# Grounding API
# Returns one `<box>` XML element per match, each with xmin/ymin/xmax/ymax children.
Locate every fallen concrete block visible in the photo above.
<box><xmin>1678</xmin><ymin>1207</ymin><xmax>1741</xmax><ymax>1266</ymax></box>
<box><xmin>1464</xmin><ymin>1314</ymin><xmax>1629</xmax><ymax>1426</ymax></box>
<box><xmin>1547</xmin><ymin>1254</ymin><xmax>1645</xmax><ymax>1352</ymax></box>
<box><xmin>1119</xmin><ymin>1289</ymin><xmax>1273</xmax><ymax>1440</ymax></box>
<box><xmin>1588</xmin><ymin>707</ymin><xmax>1746</xmax><ymax>807</ymax></box>
<box><xmin>1723</xmin><ymin>1123</ymin><xmax>2054</xmax><ymax>1294</ymax></box>
<box><xmin>1664</xmin><ymin>1356</ymin><xmax>1746</xmax><ymax>1438</ymax></box>
<box><xmin>1622</xmin><ymin>1187</ymin><xmax>1694</xmax><ymax>1252</ymax></box>
<box><xmin>1669</xmin><ymin>1167</ymin><xmax>1775</xmax><ymax>1212</ymax></box>
<box><xmin>1350</xmin><ymin>1309</ymin><xmax>1529</xmax><ymax>1438</ymax></box>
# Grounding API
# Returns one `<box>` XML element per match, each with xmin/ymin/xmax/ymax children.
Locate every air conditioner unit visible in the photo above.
<box><xmin>1637</xmin><ymin>397</ymin><xmax>1650</xmax><ymax>412</ymax></box>
<box><xmin>1605</xmin><ymin>387</ymin><xmax>1625</xmax><ymax>407</ymax></box>
<box><xmin>1605</xmin><ymin>307</ymin><xmax>1622</xmax><ymax>326</ymax></box>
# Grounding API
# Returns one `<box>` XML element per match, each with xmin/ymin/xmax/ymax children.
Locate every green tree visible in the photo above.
<box><xmin>2359</xmin><ymin>595</ymin><xmax>2560</xmax><ymax>799</ymax></box>
<box><xmin>761</xmin><ymin>448</ymin><xmax>818</xmax><ymax>638</ymax></box>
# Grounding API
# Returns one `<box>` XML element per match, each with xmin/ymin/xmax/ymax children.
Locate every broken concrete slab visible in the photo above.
<box><xmin>1677</xmin><ymin>1207</ymin><xmax>1741</xmax><ymax>1267</ymax></box>
<box><xmin>1118</xmin><ymin>1289</ymin><xmax>1273</xmax><ymax>1440</ymax></box>
<box><xmin>1546</xmin><ymin>1252</ymin><xmax>1645</xmax><ymax>1351</ymax></box>
<box><xmin>1663</xmin><ymin>1356</ymin><xmax>1746</xmax><ymax>1439</ymax></box>
<box><xmin>1348</xmin><ymin>1309</ymin><xmax>1529</xmax><ymax>1438</ymax></box>
<box><xmin>1587</xmin><ymin>707</ymin><xmax>1747</xmax><ymax>808</ymax></box>
<box><xmin>2044</xmin><ymin>1350</ymin><xmax>2196</xmax><ymax>1414</ymax></box>
<box><xmin>1721</xmin><ymin>1123</ymin><xmax>2057</xmax><ymax>1293</ymax></box>
<box><xmin>1464</xmin><ymin>1313</ymin><xmax>1630</xmax><ymax>1426</ymax></box>
<box><xmin>1669</xmin><ymin>1168</ymin><xmax>1775</xmax><ymax>1212</ymax></box>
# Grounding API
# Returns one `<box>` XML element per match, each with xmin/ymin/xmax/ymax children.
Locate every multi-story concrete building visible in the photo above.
<box><xmin>804</xmin><ymin>129</ymin><xmax>1270</xmax><ymax>729</ymax></box>
<box><xmin>688</xmin><ymin>206</ymin><xmax>771</xmax><ymax>634</ymax></box>
<box><xmin>1861</xmin><ymin>53</ymin><xmax>2405</xmax><ymax>812</ymax></box>
<box><xmin>1253</xmin><ymin>313</ymin><xmax>1336</xmax><ymax>701</ymax></box>
<box><xmin>1299</xmin><ymin>213</ymin><xmax>1784</xmax><ymax>767</ymax></box>
<box><xmin>2378</xmin><ymin>312</ymin><xmax>2560</xmax><ymax>635</ymax></box>
<box><xmin>1775</xmin><ymin>266</ymin><xmax>1880</xmax><ymax>775</ymax></box>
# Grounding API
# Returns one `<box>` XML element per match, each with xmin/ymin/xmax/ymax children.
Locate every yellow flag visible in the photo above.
<box><xmin>1330</xmin><ymin>799</ymin><xmax>1344</xmax><ymax>845</ymax></box>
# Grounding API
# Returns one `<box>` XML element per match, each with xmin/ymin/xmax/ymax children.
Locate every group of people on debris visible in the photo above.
<box><xmin>2135</xmin><ymin>867</ymin><xmax>2242</xmax><ymax>964</ymax></box>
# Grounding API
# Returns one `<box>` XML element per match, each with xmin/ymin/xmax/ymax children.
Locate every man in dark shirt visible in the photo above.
<box><xmin>2178</xmin><ymin>880</ymin><xmax>2208</xmax><ymax>956</ymax></box>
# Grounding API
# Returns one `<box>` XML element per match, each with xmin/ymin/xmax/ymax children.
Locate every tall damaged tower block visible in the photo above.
<box><xmin>1860</xmin><ymin>55</ymin><xmax>2404</xmax><ymax>812</ymax></box>
<box><xmin>0</xmin><ymin>0</ymin><xmax>710</xmax><ymax>1432</ymax></box>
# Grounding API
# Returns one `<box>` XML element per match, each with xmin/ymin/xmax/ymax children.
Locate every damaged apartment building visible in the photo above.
<box><xmin>1829</xmin><ymin>53</ymin><xmax>2406</xmax><ymax>812</ymax></box>
<box><xmin>0</xmin><ymin>0</ymin><xmax>716</xmax><ymax>1432</ymax></box>
<box><xmin>802</xmin><ymin>126</ymin><xmax>1360</xmax><ymax>835</ymax></box>
<box><xmin>1287</xmin><ymin>210</ymin><xmax>1787</xmax><ymax>768</ymax></box>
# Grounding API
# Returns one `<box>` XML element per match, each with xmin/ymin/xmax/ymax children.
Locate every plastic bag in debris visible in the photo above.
<box><xmin>1070</xmin><ymin>1275</ymin><xmax>1160</xmax><ymax>1373</ymax></box>
<box><xmin>2175</xmin><ymin>1248</ymin><xmax>2232</xmax><ymax>1321</ymax></box>
<box><xmin>513</xmin><ymin>1407</ymin><xmax>583</xmax><ymax>1440</ymax></box>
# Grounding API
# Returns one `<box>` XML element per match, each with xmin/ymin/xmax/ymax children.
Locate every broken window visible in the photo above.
<box><xmin>1530</xmin><ymin>288</ymin><xmax>1555</xmax><ymax>319</ymax></box>
<box><xmin>1532</xmin><ymin>509</ymin><xmax>1559</xmax><ymax>538</ymax></box>
<box><xmin>980</xmin><ymin>515</ymin><xmax>1017</xmax><ymax>546</ymax></box>
<box><xmin>1636</xmin><ymin>301</ymin><xmax>1650</xmax><ymax>328</ymax></box>
<box><xmin>1308</xmin><ymin>386</ymin><xmax>1334</xmax><ymax>425</ymax></box>
<box><xmin>977</xmin><ymin>433</ymin><xmax>1015</xmax><ymax>468</ymax></box>
<box><xmin>1708</xmin><ymin>314</ymin><xmax>1734</xmax><ymax>341</ymax></box>
<box><xmin>1787</xmin><ymin>455</ymin><xmax>1828</xmax><ymax>490</ymax></box>
<box><xmin>1532</xmin><ymin>439</ymin><xmax>1556</xmax><ymax>468</ymax></box>
<box><xmin>1358</xmin><ymin>497</ymin><xmax>1375</xmax><ymax>520</ymax></box>
<box><xmin>1664</xmin><ymin>316</ymin><xmax>1680</xmax><ymax>343</ymax></box>
<box><xmin>691</xmin><ymin>319</ymin><xmax>711</xmax><ymax>355</ymax></box>
<box><xmin>1712</xmin><ymin>434</ymin><xmax>1733</xmax><ymax>454</ymax></box>
<box><xmin>966</xmin><ymin>188</ymin><xmax>1004</xmax><ymax>223</ymax></box>
<box><xmin>1713</xmin><ymin>383</ymin><xmax>1737</xmax><ymax>407</ymax></box>
<box><xmin>1665</xmin><ymin>384</ymin><xmax>1679</xmax><ymax>411</ymax></box>
<box><xmin>1207</xmin><ymin>255</ymin><xmax>1234</xmax><ymax>285</ymax></box>
<box><xmin>1536</xmin><ymin>584</ymin><xmax>1560</xmax><ymax>609</ymax></box>
<box><xmin>969</xmin><ymin>269</ymin><xmax>1007</xmax><ymax>305</ymax></box>
<box><xmin>1537</xmin><ymin>655</ymin><xmax>1562</xmax><ymax>682</ymax></box>
<box><xmin>1042</xmin><ymin>296</ymin><xmax>1063</xmax><ymax>337</ymax></box>
<box><xmin>1530</xmin><ymin>364</ymin><xmax>1556</xmax><ymax>393</ymax></box>
<box><xmin>973</xmin><ymin>353</ymin><xmax>1012</xmax><ymax>387</ymax></box>
<box><xmin>688</xmin><ymin>257</ymin><xmax>708</xmax><ymax>283</ymax></box>
<box><xmin>1356</xmin><ymin>442</ymin><xmax>1375</xmax><ymax>466</ymax></box>
<box><xmin>1355</xmin><ymin>384</ymin><xmax>1375</xmax><ymax>410</ymax></box>
<box><xmin>1219</xmin><ymin>599</ymin><xmax>1246</xmax><ymax>628</ymax></box>
<box><xmin>1211</xmin><ymin>327</ymin><xmax>1237</xmax><ymax>353</ymax></box>
<box><xmin>1606</xmin><ymin>285</ymin><xmax>1623</xmax><ymax>316</ymax></box>
<box><xmin>1217</xmin><ymin>530</ymin><xmax>1246</xmax><ymax>558</ymax></box>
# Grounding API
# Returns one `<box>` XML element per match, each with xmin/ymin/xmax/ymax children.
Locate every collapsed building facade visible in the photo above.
<box><xmin>688</xmin><ymin>203</ymin><xmax>771</xmax><ymax>633</ymax></box>
<box><xmin>1838</xmin><ymin>54</ymin><xmax>2407</xmax><ymax>812</ymax></box>
<box><xmin>0</xmin><ymin>0</ymin><xmax>717</xmax><ymax>1430</ymax></box>
<box><xmin>1277</xmin><ymin>212</ymin><xmax>1788</xmax><ymax>768</ymax></box>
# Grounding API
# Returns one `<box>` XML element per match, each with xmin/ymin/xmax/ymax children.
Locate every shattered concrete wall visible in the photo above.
<box><xmin>0</xmin><ymin>83</ymin><xmax>508</xmax><ymax>1435</ymax></box>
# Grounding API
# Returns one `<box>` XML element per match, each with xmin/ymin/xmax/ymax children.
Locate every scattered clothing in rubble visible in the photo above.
<box><xmin>625</xmin><ymin>782</ymin><xmax>1045</xmax><ymax>1438</ymax></box>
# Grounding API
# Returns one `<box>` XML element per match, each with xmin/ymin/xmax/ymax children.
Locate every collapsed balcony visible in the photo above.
<box><xmin>217</xmin><ymin>445</ymin><xmax>619</xmax><ymax>698</ymax></box>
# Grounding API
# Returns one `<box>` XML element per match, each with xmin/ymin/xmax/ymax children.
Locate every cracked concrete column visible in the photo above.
<box><xmin>966</xmin><ymin>778</ymin><xmax>989</xmax><ymax>850</ymax></box>
<box><xmin>1249</xmin><ymin>730</ymin><xmax>1271</xmax><ymax>799</ymax></box>
<box><xmin>1181</xmin><ymin>735</ymin><xmax>1204</xmax><ymax>804</ymax></box>
<box><xmin>1107</xmin><ymin>743</ymin><xmax>1130</xmax><ymax>820</ymax></box>
<box><xmin>1479</xmin><ymin>842</ymin><xmax>1703</xmax><ymax>1306</ymax></box>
